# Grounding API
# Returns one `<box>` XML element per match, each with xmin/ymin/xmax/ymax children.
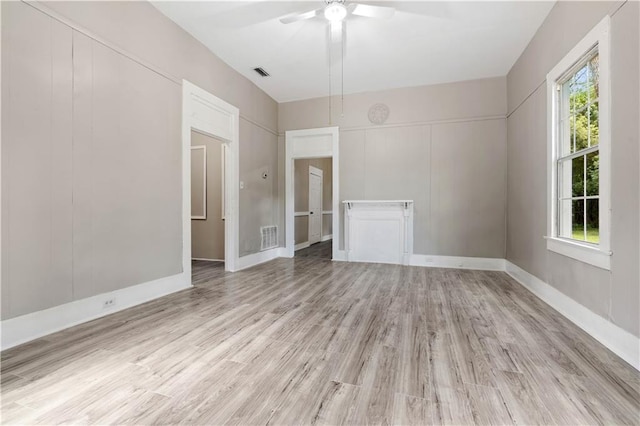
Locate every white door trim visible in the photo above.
<box><xmin>182</xmin><ymin>80</ymin><xmax>240</xmax><ymax>273</ymax></box>
<box><xmin>308</xmin><ymin>165</ymin><xmax>323</xmax><ymax>245</ymax></box>
<box><xmin>285</xmin><ymin>127</ymin><xmax>339</xmax><ymax>259</ymax></box>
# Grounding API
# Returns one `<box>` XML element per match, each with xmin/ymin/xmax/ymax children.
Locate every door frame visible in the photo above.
<box><xmin>182</xmin><ymin>80</ymin><xmax>240</xmax><ymax>274</ymax></box>
<box><xmin>308</xmin><ymin>165</ymin><xmax>323</xmax><ymax>245</ymax></box>
<box><xmin>285</xmin><ymin>127</ymin><xmax>339</xmax><ymax>259</ymax></box>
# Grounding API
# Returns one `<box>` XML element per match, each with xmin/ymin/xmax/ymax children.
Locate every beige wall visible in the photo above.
<box><xmin>38</xmin><ymin>0</ymin><xmax>280</xmax><ymax>260</ymax></box>
<box><xmin>280</xmin><ymin>77</ymin><xmax>508</xmax><ymax>257</ymax></box>
<box><xmin>506</xmin><ymin>1</ymin><xmax>639</xmax><ymax>337</ymax></box>
<box><xmin>2</xmin><ymin>3</ymin><xmax>76</xmax><ymax>317</ymax></box>
<box><xmin>293</xmin><ymin>158</ymin><xmax>333</xmax><ymax>244</ymax></box>
<box><xmin>239</xmin><ymin>119</ymin><xmax>279</xmax><ymax>256</ymax></box>
<box><xmin>1</xmin><ymin>1</ymin><xmax>278</xmax><ymax>320</ymax></box>
<box><xmin>39</xmin><ymin>1</ymin><xmax>277</xmax><ymax>132</ymax></box>
<box><xmin>191</xmin><ymin>131</ymin><xmax>224</xmax><ymax>261</ymax></box>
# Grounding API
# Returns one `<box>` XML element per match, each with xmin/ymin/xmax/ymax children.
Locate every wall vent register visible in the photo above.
<box><xmin>260</xmin><ymin>226</ymin><xmax>278</xmax><ymax>251</ymax></box>
<box><xmin>253</xmin><ymin>67</ymin><xmax>270</xmax><ymax>77</ymax></box>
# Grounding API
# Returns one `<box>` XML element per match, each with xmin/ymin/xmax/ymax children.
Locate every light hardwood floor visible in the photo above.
<box><xmin>1</xmin><ymin>258</ymin><xmax>639</xmax><ymax>425</ymax></box>
<box><xmin>295</xmin><ymin>240</ymin><xmax>332</xmax><ymax>260</ymax></box>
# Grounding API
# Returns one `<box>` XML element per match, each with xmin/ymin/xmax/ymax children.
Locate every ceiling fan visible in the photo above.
<box><xmin>279</xmin><ymin>0</ymin><xmax>395</xmax><ymax>25</ymax></box>
<box><xmin>279</xmin><ymin>0</ymin><xmax>395</xmax><ymax>62</ymax></box>
<box><xmin>278</xmin><ymin>1</ymin><xmax>396</xmax><ymax>119</ymax></box>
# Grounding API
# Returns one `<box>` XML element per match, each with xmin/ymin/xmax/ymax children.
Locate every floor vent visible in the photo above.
<box><xmin>260</xmin><ymin>226</ymin><xmax>278</xmax><ymax>251</ymax></box>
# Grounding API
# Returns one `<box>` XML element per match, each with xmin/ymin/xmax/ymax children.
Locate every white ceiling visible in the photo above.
<box><xmin>151</xmin><ymin>1</ymin><xmax>555</xmax><ymax>103</ymax></box>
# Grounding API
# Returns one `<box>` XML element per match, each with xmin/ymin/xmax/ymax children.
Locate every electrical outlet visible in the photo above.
<box><xmin>103</xmin><ymin>298</ymin><xmax>116</xmax><ymax>309</ymax></box>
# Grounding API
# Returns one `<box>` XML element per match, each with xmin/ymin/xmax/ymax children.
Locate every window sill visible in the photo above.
<box><xmin>545</xmin><ymin>237</ymin><xmax>611</xmax><ymax>270</ymax></box>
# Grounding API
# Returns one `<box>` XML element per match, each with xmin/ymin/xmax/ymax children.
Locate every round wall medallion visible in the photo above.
<box><xmin>368</xmin><ymin>103</ymin><xmax>390</xmax><ymax>125</ymax></box>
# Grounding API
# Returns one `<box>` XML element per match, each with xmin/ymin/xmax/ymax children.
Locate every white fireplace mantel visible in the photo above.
<box><xmin>343</xmin><ymin>200</ymin><xmax>414</xmax><ymax>265</ymax></box>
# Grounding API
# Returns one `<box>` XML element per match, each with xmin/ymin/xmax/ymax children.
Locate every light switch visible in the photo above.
<box><xmin>240</xmin><ymin>181</ymin><xmax>245</xmax><ymax>189</ymax></box>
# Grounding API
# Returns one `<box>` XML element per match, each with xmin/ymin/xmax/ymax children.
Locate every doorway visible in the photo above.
<box><xmin>182</xmin><ymin>80</ymin><xmax>239</xmax><ymax>278</ymax></box>
<box><xmin>190</xmin><ymin>130</ymin><xmax>225</xmax><ymax>266</ymax></box>
<box><xmin>285</xmin><ymin>127</ymin><xmax>340</xmax><ymax>260</ymax></box>
<box><xmin>294</xmin><ymin>160</ymin><xmax>333</xmax><ymax>259</ymax></box>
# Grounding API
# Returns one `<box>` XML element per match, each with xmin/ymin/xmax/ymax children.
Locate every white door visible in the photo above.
<box><xmin>308</xmin><ymin>167</ymin><xmax>323</xmax><ymax>245</ymax></box>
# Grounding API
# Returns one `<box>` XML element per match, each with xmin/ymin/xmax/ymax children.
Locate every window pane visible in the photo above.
<box><xmin>569</xmin><ymin>65</ymin><xmax>588</xmax><ymax>112</ymax></box>
<box><xmin>588</xmin><ymin>101</ymin><xmax>599</xmax><ymax>147</ymax></box>
<box><xmin>586</xmin><ymin>198</ymin><xmax>599</xmax><ymax>244</ymax></box>
<box><xmin>559</xmin><ymin>198</ymin><xmax>584</xmax><ymax>240</ymax></box>
<box><xmin>574</xmin><ymin>106</ymin><xmax>589</xmax><ymax>152</ymax></box>
<box><xmin>558</xmin><ymin>199</ymin><xmax>572</xmax><ymax>238</ymax></box>
<box><xmin>571</xmin><ymin>199</ymin><xmax>585</xmax><ymax>241</ymax></box>
<box><xmin>586</xmin><ymin>151</ymin><xmax>599</xmax><ymax>196</ymax></box>
<box><xmin>560</xmin><ymin>83</ymin><xmax>571</xmax><ymax>122</ymax></box>
<box><xmin>569</xmin><ymin>114</ymin><xmax>576</xmax><ymax>154</ymax></box>
<box><xmin>573</xmin><ymin>156</ymin><xmax>585</xmax><ymax>197</ymax></box>
<box><xmin>559</xmin><ymin>156</ymin><xmax>584</xmax><ymax>199</ymax></box>
<box><xmin>588</xmin><ymin>54</ymin><xmax>599</xmax><ymax>100</ymax></box>
<box><xmin>559</xmin><ymin>118</ymin><xmax>571</xmax><ymax>156</ymax></box>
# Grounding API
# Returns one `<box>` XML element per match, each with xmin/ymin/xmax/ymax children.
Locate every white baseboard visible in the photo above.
<box><xmin>333</xmin><ymin>252</ymin><xmax>504</xmax><ymax>271</ymax></box>
<box><xmin>295</xmin><ymin>242</ymin><xmax>310</xmax><ymax>251</ymax></box>
<box><xmin>236</xmin><ymin>247</ymin><xmax>285</xmax><ymax>271</ymax></box>
<box><xmin>505</xmin><ymin>261</ymin><xmax>640</xmax><ymax>371</ymax></box>
<box><xmin>192</xmin><ymin>257</ymin><xmax>224</xmax><ymax>262</ymax></box>
<box><xmin>410</xmin><ymin>254</ymin><xmax>505</xmax><ymax>271</ymax></box>
<box><xmin>321</xmin><ymin>234</ymin><xmax>333</xmax><ymax>242</ymax></box>
<box><xmin>1</xmin><ymin>272</ymin><xmax>190</xmax><ymax>351</ymax></box>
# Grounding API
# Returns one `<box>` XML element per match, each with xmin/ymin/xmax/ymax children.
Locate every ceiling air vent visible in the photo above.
<box><xmin>253</xmin><ymin>67</ymin><xmax>270</xmax><ymax>77</ymax></box>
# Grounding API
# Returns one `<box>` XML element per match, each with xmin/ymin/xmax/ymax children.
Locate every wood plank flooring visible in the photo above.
<box><xmin>1</xmin><ymin>257</ymin><xmax>639</xmax><ymax>425</ymax></box>
<box><xmin>295</xmin><ymin>241</ymin><xmax>332</xmax><ymax>260</ymax></box>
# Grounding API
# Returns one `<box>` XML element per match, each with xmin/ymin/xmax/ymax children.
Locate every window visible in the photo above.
<box><xmin>557</xmin><ymin>51</ymin><xmax>600</xmax><ymax>243</ymax></box>
<box><xmin>547</xmin><ymin>17</ymin><xmax>611</xmax><ymax>270</ymax></box>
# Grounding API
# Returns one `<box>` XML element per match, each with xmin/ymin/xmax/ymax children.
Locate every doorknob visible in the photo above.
<box><xmin>310</xmin><ymin>211</ymin><xmax>314</xmax><ymax>214</ymax></box>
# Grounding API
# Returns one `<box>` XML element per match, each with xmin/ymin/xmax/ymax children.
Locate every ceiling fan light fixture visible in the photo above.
<box><xmin>324</xmin><ymin>3</ymin><xmax>347</xmax><ymax>22</ymax></box>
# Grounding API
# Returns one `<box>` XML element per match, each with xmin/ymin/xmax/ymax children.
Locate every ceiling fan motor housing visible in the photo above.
<box><xmin>324</xmin><ymin>1</ymin><xmax>348</xmax><ymax>22</ymax></box>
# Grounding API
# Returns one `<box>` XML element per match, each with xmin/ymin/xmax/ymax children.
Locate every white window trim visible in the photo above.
<box><xmin>546</xmin><ymin>16</ymin><xmax>611</xmax><ymax>270</ymax></box>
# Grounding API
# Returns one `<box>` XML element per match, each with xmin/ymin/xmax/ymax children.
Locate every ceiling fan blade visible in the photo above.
<box><xmin>378</xmin><ymin>1</ymin><xmax>453</xmax><ymax>21</ymax></box>
<box><xmin>192</xmin><ymin>2</ymin><xmax>313</xmax><ymax>29</ymax></box>
<box><xmin>350</xmin><ymin>3</ymin><xmax>395</xmax><ymax>19</ymax></box>
<box><xmin>280</xmin><ymin>8</ymin><xmax>322</xmax><ymax>24</ymax></box>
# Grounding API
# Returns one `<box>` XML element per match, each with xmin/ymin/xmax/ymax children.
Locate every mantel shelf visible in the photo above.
<box><xmin>343</xmin><ymin>200</ymin><xmax>414</xmax><ymax>210</ymax></box>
